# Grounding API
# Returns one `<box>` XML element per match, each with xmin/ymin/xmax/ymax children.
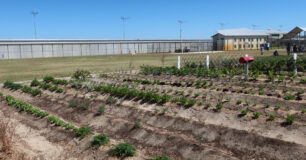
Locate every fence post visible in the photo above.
<box><xmin>206</xmin><ymin>55</ymin><xmax>209</xmax><ymax>69</ymax></box>
<box><xmin>245</xmin><ymin>54</ymin><xmax>249</xmax><ymax>80</ymax></box>
<box><xmin>177</xmin><ymin>56</ymin><xmax>181</xmax><ymax>69</ymax></box>
<box><xmin>293</xmin><ymin>53</ymin><xmax>297</xmax><ymax>75</ymax></box>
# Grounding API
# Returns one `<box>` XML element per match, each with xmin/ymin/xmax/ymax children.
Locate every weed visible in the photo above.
<box><xmin>258</xmin><ymin>91</ymin><xmax>265</xmax><ymax>95</ymax></box>
<box><xmin>80</xmin><ymin>100</ymin><xmax>91</xmax><ymax>110</ymax></box>
<box><xmin>197</xmin><ymin>102</ymin><xmax>203</xmax><ymax>106</ymax></box>
<box><xmin>302</xmin><ymin>109</ymin><xmax>306</xmax><ymax>114</ymax></box>
<box><xmin>109</xmin><ymin>142</ymin><xmax>136</xmax><ymax>158</ymax></box>
<box><xmin>72</xmin><ymin>70</ymin><xmax>91</xmax><ymax>81</ymax></box>
<box><xmin>215</xmin><ymin>102</ymin><xmax>223</xmax><ymax>111</ymax></box>
<box><xmin>205</xmin><ymin>103</ymin><xmax>211</xmax><ymax>109</ymax></box>
<box><xmin>69</xmin><ymin>100</ymin><xmax>78</xmax><ymax>107</ymax></box>
<box><xmin>106</xmin><ymin>96</ymin><xmax>117</xmax><ymax>104</ymax></box>
<box><xmin>275</xmin><ymin>104</ymin><xmax>281</xmax><ymax>109</ymax></box>
<box><xmin>282</xmin><ymin>88</ymin><xmax>289</xmax><ymax>93</ymax></box>
<box><xmin>91</xmin><ymin>134</ymin><xmax>110</xmax><ymax>148</ymax></box>
<box><xmin>162</xmin><ymin>108</ymin><xmax>168</xmax><ymax>114</ymax></box>
<box><xmin>286</xmin><ymin>106</ymin><xmax>291</xmax><ymax>111</ymax></box>
<box><xmin>265</xmin><ymin>104</ymin><xmax>270</xmax><ymax>108</ymax></box>
<box><xmin>150</xmin><ymin>156</ymin><xmax>169</xmax><ymax>160</ymax></box>
<box><xmin>56</xmin><ymin>88</ymin><xmax>64</xmax><ymax>93</ymax></box>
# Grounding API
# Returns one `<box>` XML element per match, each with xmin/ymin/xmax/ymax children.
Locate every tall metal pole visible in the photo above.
<box><xmin>178</xmin><ymin>20</ymin><xmax>184</xmax><ymax>54</ymax></box>
<box><xmin>121</xmin><ymin>17</ymin><xmax>129</xmax><ymax>40</ymax></box>
<box><xmin>30</xmin><ymin>11</ymin><xmax>39</xmax><ymax>39</ymax></box>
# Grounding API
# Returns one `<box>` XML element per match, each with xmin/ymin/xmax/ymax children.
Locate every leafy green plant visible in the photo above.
<box><xmin>186</xmin><ymin>99</ymin><xmax>196</xmax><ymax>107</ymax></box>
<box><xmin>43</xmin><ymin>76</ymin><xmax>55</xmax><ymax>83</ymax></box>
<box><xmin>74</xmin><ymin>126</ymin><xmax>92</xmax><ymax>139</ymax></box>
<box><xmin>3</xmin><ymin>81</ymin><xmax>22</xmax><ymax>90</ymax></box>
<box><xmin>302</xmin><ymin>109</ymin><xmax>306</xmax><ymax>114</ymax></box>
<box><xmin>265</xmin><ymin>104</ymin><xmax>270</xmax><ymax>108</ymax></box>
<box><xmin>91</xmin><ymin>134</ymin><xmax>110</xmax><ymax>148</ymax></box>
<box><xmin>215</xmin><ymin>102</ymin><xmax>223</xmax><ymax>111</ymax></box>
<box><xmin>284</xmin><ymin>94</ymin><xmax>296</xmax><ymax>100</ymax></box>
<box><xmin>31</xmin><ymin>89</ymin><xmax>42</xmax><ymax>96</ymax></box>
<box><xmin>31</xmin><ymin>78</ymin><xmax>40</xmax><ymax>87</ymax></box>
<box><xmin>109</xmin><ymin>142</ymin><xmax>136</xmax><ymax>158</ymax></box>
<box><xmin>240</xmin><ymin>110</ymin><xmax>248</xmax><ymax>116</ymax></box>
<box><xmin>197</xmin><ymin>102</ymin><xmax>203</xmax><ymax>106</ymax></box>
<box><xmin>275</xmin><ymin>104</ymin><xmax>281</xmax><ymax>109</ymax></box>
<box><xmin>300</xmin><ymin>78</ymin><xmax>306</xmax><ymax>84</ymax></box>
<box><xmin>133</xmin><ymin>121</ymin><xmax>141</xmax><ymax>129</ymax></box>
<box><xmin>236</xmin><ymin>100</ymin><xmax>243</xmax><ymax>105</ymax></box>
<box><xmin>106</xmin><ymin>96</ymin><xmax>117</xmax><ymax>104</ymax></box>
<box><xmin>253</xmin><ymin>112</ymin><xmax>261</xmax><ymax>119</ymax></box>
<box><xmin>258</xmin><ymin>91</ymin><xmax>265</xmax><ymax>95</ymax></box>
<box><xmin>56</xmin><ymin>88</ymin><xmax>64</xmax><ymax>93</ymax></box>
<box><xmin>80</xmin><ymin>100</ymin><xmax>91</xmax><ymax>110</ymax></box>
<box><xmin>285</xmin><ymin>115</ymin><xmax>296</xmax><ymax>125</ymax></box>
<box><xmin>205</xmin><ymin>103</ymin><xmax>211</xmax><ymax>109</ymax></box>
<box><xmin>268</xmin><ymin>114</ymin><xmax>276</xmax><ymax>121</ymax></box>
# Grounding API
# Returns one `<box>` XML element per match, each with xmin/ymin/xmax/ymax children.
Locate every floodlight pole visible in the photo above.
<box><xmin>121</xmin><ymin>17</ymin><xmax>129</xmax><ymax>40</ymax></box>
<box><xmin>178</xmin><ymin>20</ymin><xmax>184</xmax><ymax>54</ymax></box>
<box><xmin>31</xmin><ymin>11</ymin><xmax>39</xmax><ymax>39</ymax></box>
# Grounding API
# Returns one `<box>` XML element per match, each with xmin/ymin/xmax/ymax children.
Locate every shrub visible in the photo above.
<box><xmin>109</xmin><ymin>142</ymin><xmax>136</xmax><ymax>158</ymax></box>
<box><xmin>240</xmin><ymin>110</ymin><xmax>248</xmax><ymax>116</ymax></box>
<box><xmin>74</xmin><ymin>126</ymin><xmax>92</xmax><ymax>139</ymax></box>
<box><xmin>97</xmin><ymin>105</ymin><xmax>105</xmax><ymax>116</ymax></box>
<box><xmin>43</xmin><ymin>76</ymin><xmax>55</xmax><ymax>83</ymax></box>
<box><xmin>31</xmin><ymin>78</ymin><xmax>40</xmax><ymax>87</ymax></box>
<box><xmin>91</xmin><ymin>134</ymin><xmax>110</xmax><ymax>148</ymax></box>
<box><xmin>253</xmin><ymin>112</ymin><xmax>261</xmax><ymax>119</ymax></box>
<box><xmin>284</xmin><ymin>94</ymin><xmax>296</xmax><ymax>100</ymax></box>
<box><xmin>72</xmin><ymin>70</ymin><xmax>91</xmax><ymax>81</ymax></box>
<box><xmin>285</xmin><ymin>115</ymin><xmax>296</xmax><ymax>125</ymax></box>
<box><xmin>268</xmin><ymin>114</ymin><xmax>276</xmax><ymax>121</ymax></box>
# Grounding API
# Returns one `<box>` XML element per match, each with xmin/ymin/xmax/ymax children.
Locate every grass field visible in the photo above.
<box><xmin>0</xmin><ymin>49</ymin><xmax>290</xmax><ymax>82</ymax></box>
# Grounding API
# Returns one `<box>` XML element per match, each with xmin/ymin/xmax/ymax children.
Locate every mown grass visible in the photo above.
<box><xmin>0</xmin><ymin>50</ymin><xmax>290</xmax><ymax>82</ymax></box>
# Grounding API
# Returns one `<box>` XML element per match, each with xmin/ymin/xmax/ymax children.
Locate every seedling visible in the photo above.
<box><xmin>205</xmin><ymin>103</ymin><xmax>211</xmax><ymax>109</ymax></box>
<box><xmin>253</xmin><ymin>112</ymin><xmax>261</xmax><ymax>119</ymax></box>
<box><xmin>133</xmin><ymin>121</ymin><xmax>141</xmax><ymax>129</ymax></box>
<box><xmin>236</xmin><ymin>100</ymin><xmax>243</xmax><ymax>105</ymax></box>
<box><xmin>97</xmin><ymin>105</ymin><xmax>105</xmax><ymax>116</ymax></box>
<box><xmin>240</xmin><ymin>110</ymin><xmax>248</xmax><ymax>116</ymax></box>
<box><xmin>268</xmin><ymin>114</ymin><xmax>276</xmax><ymax>121</ymax></box>
<box><xmin>74</xmin><ymin>126</ymin><xmax>92</xmax><ymax>139</ymax></box>
<box><xmin>302</xmin><ymin>109</ymin><xmax>306</xmax><ymax>114</ymax></box>
<box><xmin>265</xmin><ymin>104</ymin><xmax>270</xmax><ymax>108</ymax></box>
<box><xmin>285</xmin><ymin>115</ymin><xmax>296</xmax><ymax>125</ymax></box>
<box><xmin>275</xmin><ymin>104</ymin><xmax>281</xmax><ymax>109</ymax></box>
<box><xmin>284</xmin><ymin>94</ymin><xmax>296</xmax><ymax>100</ymax></box>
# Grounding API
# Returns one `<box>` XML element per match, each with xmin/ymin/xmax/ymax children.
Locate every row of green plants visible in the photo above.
<box><xmin>31</xmin><ymin>79</ymin><xmax>64</xmax><ymax>93</ymax></box>
<box><xmin>6</xmin><ymin>95</ymin><xmax>49</xmax><ymax>117</ymax></box>
<box><xmin>184</xmin><ymin>55</ymin><xmax>306</xmax><ymax>73</ymax></box>
<box><xmin>94</xmin><ymin>83</ymin><xmax>200</xmax><ymax>108</ymax></box>
<box><xmin>43</xmin><ymin>76</ymin><xmax>69</xmax><ymax>85</ymax></box>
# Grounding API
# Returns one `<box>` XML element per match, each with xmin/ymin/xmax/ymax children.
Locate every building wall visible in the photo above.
<box><xmin>214</xmin><ymin>36</ymin><xmax>267</xmax><ymax>51</ymax></box>
<box><xmin>0</xmin><ymin>40</ymin><xmax>213</xmax><ymax>59</ymax></box>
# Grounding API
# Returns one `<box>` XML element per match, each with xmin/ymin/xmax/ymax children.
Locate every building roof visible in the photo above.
<box><xmin>213</xmin><ymin>28</ymin><xmax>286</xmax><ymax>37</ymax></box>
<box><xmin>282</xmin><ymin>26</ymin><xmax>306</xmax><ymax>39</ymax></box>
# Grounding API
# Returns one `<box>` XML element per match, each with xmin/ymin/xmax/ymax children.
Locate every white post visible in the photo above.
<box><xmin>177</xmin><ymin>56</ymin><xmax>181</xmax><ymax>69</ymax></box>
<box><xmin>293</xmin><ymin>53</ymin><xmax>297</xmax><ymax>74</ymax></box>
<box><xmin>245</xmin><ymin>54</ymin><xmax>249</xmax><ymax>80</ymax></box>
<box><xmin>206</xmin><ymin>55</ymin><xmax>209</xmax><ymax>69</ymax></box>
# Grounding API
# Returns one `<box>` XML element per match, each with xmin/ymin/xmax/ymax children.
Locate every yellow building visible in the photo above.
<box><xmin>212</xmin><ymin>28</ymin><xmax>285</xmax><ymax>50</ymax></box>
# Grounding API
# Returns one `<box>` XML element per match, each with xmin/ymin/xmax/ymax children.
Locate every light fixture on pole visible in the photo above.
<box><xmin>178</xmin><ymin>20</ymin><xmax>185</xmax><ymax>54</ymax></box>
<box><xmin>120</xmin><ymin>16</ymin><xmax>129</xmax><ymax>40</ymax></box>
<box><xmin>30</xmin><ymin>11</ymin><xmax>39</xmax><ymax>39</ymax></box>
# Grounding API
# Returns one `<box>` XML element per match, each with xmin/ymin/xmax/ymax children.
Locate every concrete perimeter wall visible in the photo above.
<box><xmin>0</xmin><ymin>39</ymin><xmax>213</xmax><ymax>59</ymax></box>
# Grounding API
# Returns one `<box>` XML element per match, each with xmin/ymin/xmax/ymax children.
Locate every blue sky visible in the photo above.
<box><xmin>0</xmin><ymin>0</ymin><xmax>305</xmax><ymax>39</ymax></box>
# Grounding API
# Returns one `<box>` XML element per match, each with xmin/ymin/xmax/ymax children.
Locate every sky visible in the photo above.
<box><xmin>0</xmin><ymin>0</ymin><xmax>305</xmax><ymax>39</ymax></box>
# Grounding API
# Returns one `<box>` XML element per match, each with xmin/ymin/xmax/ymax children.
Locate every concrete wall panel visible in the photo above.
<box><xmin>72</xmin><ymin>44</ymin><xmax>81</xmax><ymax>56</ymax></box>
<box><xmin>20</xmin><ymin>45</ymin><xmax>32</xmax><ymax>58</ymax></box>
<box><xmin>8</xmin><ymin>45</ymin><xmax>20</xmax><ymax>59</ymax></box>
<box><xmin>0</xmin><ymin>45</ymin><xmax>9</xmax><ymax>59</ymax></box>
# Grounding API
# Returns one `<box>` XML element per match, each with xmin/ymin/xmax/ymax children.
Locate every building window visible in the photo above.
<box><xmin>256</xmin><ymin>38</ymin><xmax>259</xmax><ymax>41</ymax></box>
<box><xmin>234</xmin><ymin>38</ymin><xmax>237</xmax><ymax>42</ymax></box>
<box><xmin>239</xmin><ymin>44</ymin><xmax>241</xmax><ymax>49</ymax></box>
<box><xmin>234</xmin><ymin>45</ymin><xmax>237</xmax><ymax>48</ymax></box>
<box><xmin>243</xmin><ymin>38</ymin><xmax>245</xmax><ymax>42</ymax></box>
<box><xmin>250</xmin><ymin>38</ymin><xmax>253</xmax><ymax>41</ymax></box>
